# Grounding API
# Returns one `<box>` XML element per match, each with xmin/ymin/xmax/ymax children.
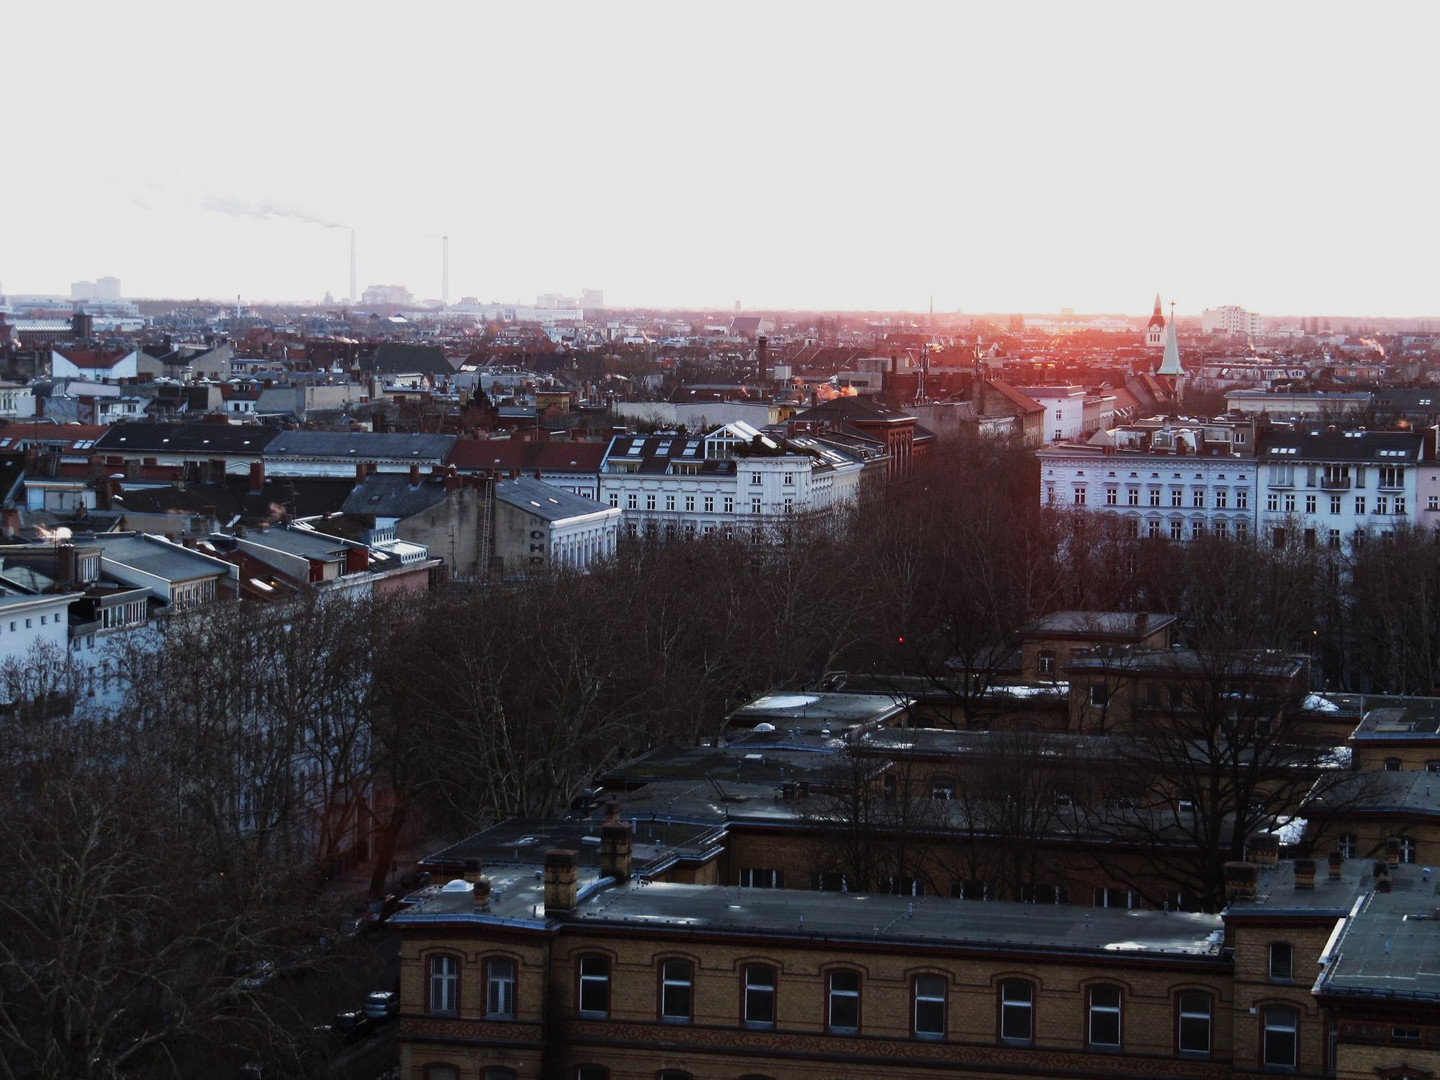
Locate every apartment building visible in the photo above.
<box><xmin>597</xmin><ymin>423</ymin><xmax>864</xmax><ymax>541</ymax></box>
<box><xmin>1256</xmin><ymin>428</ymin><xmax>1429</xmax><ymax>552</ymax></box>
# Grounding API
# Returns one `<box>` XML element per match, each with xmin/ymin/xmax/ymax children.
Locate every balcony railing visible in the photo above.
<box><xmin>1320</xmin><ymin>477</ymin><xmax>1351</xmax><ymax>490</ymax></box>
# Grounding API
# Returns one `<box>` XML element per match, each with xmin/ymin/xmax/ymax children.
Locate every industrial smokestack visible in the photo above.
<box><xmin>349</xmin><ymin>230</ymin><xmax>357</xmax><ymax>305</ymax></box>
<box><xmin>442</xmin><ymin>235</ymin><xmax>449</xmax><ymax>308</ymax></box>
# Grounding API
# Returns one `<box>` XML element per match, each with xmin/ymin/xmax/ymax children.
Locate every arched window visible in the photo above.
<box><xmin>578</xmin><ymin>955</ymin><xmax>610</xmax><ymax>1016</ymax></box>
<box><xmin>743</xmin><ymin>963</ymin><xmax>775</xmax><ymax>1027</ymax></box>
<box><xmin>827</xmin><ymin>969</ymin><xmax>860</xmax><ymax>1033</ymax></box>
<box><xmin>486</xmin><ymin>956</ymin><xmax>515</xmax><ymax>1019</ymax></box>
<box><xmin>427</xmin><ymin>954</ymin><xmax>459</xmax><ymax>1015</ymax></box>
<box><xmin>999</xmin><ymin>979</ymin><xmax>1033</xmax><ymax>1044</ymax></box>
<box><xmin>1262</xmin><ymin>1005</ymin><xmax>1298</xmax><ymax>1068</ymax></box>
<box><xmin>1087</xmin><ymin>985</ymin><xmax>1121</xmax><ymax>1049</ymax></box>
<box><xmin>576</xmin><ymin>1067</ymin><xmax>609</xmax><ymax>1080</ymax></box>
<box><xmin>913</xmin><ymin>975</ymin><xmax>946</xmax><ymax>1038</ymax></box>
<box><xmin>659</xmin><ymin>958</ymin><xmax>692</xmax><ymax>1022</ymax></box>
<box><xmin>1177</xmin><ymin>991</ymin><xmax>1212</xmax><ymax>1056</ymax></box>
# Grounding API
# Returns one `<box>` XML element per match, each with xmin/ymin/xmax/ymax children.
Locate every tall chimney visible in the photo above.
<box><xmin>248</xmin><ymin>461</ymin><xmax>265</xmax><ymax>494</ymax></box>
<box><xmin>349</xmin><ymin>230</ymin><xmax>357</xmax><ymax>305</ymax></box>
<box><xmin>543</xmin><ymin>849</ymin><xmax>579</xmax><ymax>914</ymax></box>
<box><xmin>442</xmin><ymin>235</ymin><xmax>449</xmax><ymax>308</ymax></box>
<box><xmin>599</xmin><ymin>801</ymin><xmax>633</xmax><ymax>882</ymax></box>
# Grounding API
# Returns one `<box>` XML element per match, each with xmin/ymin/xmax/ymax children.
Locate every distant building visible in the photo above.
<box><xmin>361</xmin><ymin>284</ymin><xmax>414</xmax><ymax>307</ymax></box>
<box><xmin>1145</xmin><ymin>294</ymin><xmax>1166</xmax><ymax>348</ymax></box>
<box><xmin>69</xmin><ymin>276</ymin><xmax>121</xmax><ymax>301</ymax></box>
<box><xmin>1202</xmin><ymin>305</ymin><xmax>1264</xmax><ymax>337</ymax></box>
<box><xmin>491</xmin><ymin>477</ymin><xmax>620</xmax><ymax>573</ymax></box>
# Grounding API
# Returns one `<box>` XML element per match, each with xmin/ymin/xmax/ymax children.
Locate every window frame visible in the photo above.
<box><xmin>577</xmin><ymin>954</ymin><xmax>611</xmax><ymax>1017</ymax></box>
<box><xmin>1261</xmin><ymin>1004</ymin><xmax>1299</xmax><ymax>1070</ymax></box>
<box><xmin>485</xmin><ymin>955</ymin><xmax>517</xmax><ymax>1020</ymax></box>
<box><xmin>658</xmin><ymin>958</ymin><xmax>693</xmax><ymax>1023</ymax></box>
<box><xmin>1086</xmin><ymin>984</ymin><xmax>1121</xmax><ymax>1050</ymax></box>
<box><xmin>742</xmin><ymin>963</ymin><xmax>776</xmax><ymax>1028</ymax></box>
<box><xmin>1269</xmin><ymin>942</ymin><xmax>1293</xmax><ymax>983</ymax></box>
<box><xmin>998</xmin><ymin>978</ymin><xmax>1034</xmax><ymax>1045</ymax></box>
<box><xmin>825</xmin><ymin>968</ymin><xmax>861</xmax><ymax>1034</ymax></box>
<box><xmin>1176</xmin><ymin>990</ymin><xmax>1212</xmax><ymax>1056</ymax></box>
<box><xmin>912</xmin><ymin>974</ymin><xmax>947</xmax><ymax>1039</ymax></box>
<box><xmin>427</xmin><ymin>952</ymin><xmax>460</xmax><ymax>1016</ymax></box>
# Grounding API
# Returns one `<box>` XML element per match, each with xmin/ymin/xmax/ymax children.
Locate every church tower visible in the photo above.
<box><xmin>1146</xmin><ymin>294</ymin><xmax>1166</xmax><ymax>349</ymax></box>
<box><xmin>1157</xmin><ymin>302</ymin><xmax>1187</xmax><ymax>407</ymax></box>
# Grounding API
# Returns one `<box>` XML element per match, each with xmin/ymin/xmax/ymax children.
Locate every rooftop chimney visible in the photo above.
<box><xmin>1328</xmin><ymin>850</ymin><xmax>1344</xmax><ymax>880</ymax></box>
<box><xmin>599</xmin><ymin>801</ymin><xmax>633</xmax><ymax>882</ymax></box>
<box><xmin>408</xmin><ymin>463</ymin><xmax>420</xmax><ymax>487</ymax></box>
<box><xmin>1292</xmin><ymin>858</ymin><xmax>1316</xmax><ymax>890</ymax></box>
<box><xmin>248</xmin><ymin>461</ymin><xmax>265</xmax><ymax>494</ymax></box>
<box><xmin>543</xmin><ymin>849</ymin><xmax>579</xmax><ymax>914</ymax></box>
<box><xmin>1245</xmin><ymin>833</ymin><xmax>1279</xmax><ymax>866</ymax></box>
<box><xmin>1224</xmin><ymin>861</ymin><xmax>1259</xmax><ymax>901</ymax></box>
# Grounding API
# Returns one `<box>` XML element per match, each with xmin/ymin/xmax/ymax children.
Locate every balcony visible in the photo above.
<box><xmin>1320</xmin><ymin>477</ymin><xmax>1351</xmax><ymax>491</ymax></box>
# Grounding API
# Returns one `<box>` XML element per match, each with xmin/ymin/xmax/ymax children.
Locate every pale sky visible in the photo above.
<box><xmin>7</xmin><ymin>1</ymin><xmax>1437</xmax><ymax>317</ymax></box>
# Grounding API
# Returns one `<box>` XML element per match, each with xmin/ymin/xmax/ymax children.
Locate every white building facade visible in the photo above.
<box><xmin>1202</xmin><ymin>305</ymin><xmax>1264</xmax><ymax>337</ymax></box>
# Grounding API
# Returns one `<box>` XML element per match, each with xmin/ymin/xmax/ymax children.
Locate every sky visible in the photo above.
<box><xmin>6</xmin><ymin>1</ymin><xmax>1437</xmax><ymax>318</ymax></box>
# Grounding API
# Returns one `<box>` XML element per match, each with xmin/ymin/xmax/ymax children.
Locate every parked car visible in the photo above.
<box><xmin>364</xmin><ymin>990</ymin><xmax>399</xmax><ymax>1021</ymax></box>
<box><xmin>328</xmin><ymin>1009</ymin><xmax>372</xmax><ymax>1043</ymax></box>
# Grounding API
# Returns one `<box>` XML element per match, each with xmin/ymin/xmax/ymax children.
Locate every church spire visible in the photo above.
<box><xmin>1157</xmin><ymin>302</ymin><xmax>1185</xmax><ymax>376</ymax></box>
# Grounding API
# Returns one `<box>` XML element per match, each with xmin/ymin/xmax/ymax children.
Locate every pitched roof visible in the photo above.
<box><xmin>492</xmin><ymin>477</ymin><xmax>612</xmax><ymax>522</ymax></box>
<box><xmin>263</xmin><ymin>430</ymin><xmax>457</xmax><ymax>462</ymax></box>
<box><xmin>93</xmin><ymin>422</ymin><xmax>280</xmax><ymax>455</ymax></box>
<box><xmin>341</xmin><ymin>473</ymin><xmax>451</xmax><ymax>519</ymax></box>
<box><xmin>790</xmin><ymin>396</ymin><xmax>918</xmax><ymax>425</ymax></box>
<box><xmin>447</xmin><ymin>440</ymin><xmax>606</xmax><ymax>474</ymax></box>
<box><xmin>369</xmin><ymin>343</ymin><xmax>456</xmax><ymax>376</ymax></box>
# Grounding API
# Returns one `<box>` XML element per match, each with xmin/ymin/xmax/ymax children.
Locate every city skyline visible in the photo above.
<box><xmin>7</xmin><ymin>1</ymin><xmax>1437</xmax><ymax>317</ymax></box>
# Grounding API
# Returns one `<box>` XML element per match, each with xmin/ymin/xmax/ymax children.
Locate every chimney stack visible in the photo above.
<box><xmin>248</xmin><ymin>461</ymin><xmax>265</xmax><ymax>494</ymax></box>
<box><xmin>1245</xmin><ymin>833</ymin><xmax>1279</xmax><ymax>866</ymax></box>
<box><xmin>543</xmin><ymin>849</ymin><xmax>579</xmax><ymax>914</ymax></box>
<box><xmin>409</xmin><ymin>463</ymin><xmax>420</xmax><ymax>487</ymax></box>
<box><xmin>1387</xmin><ymin>837</ymin><xmax>1401</xmax><ymax>866</ymax></box>
<box><xmin>599</xmin><ymin>801</ymin><xmax>633</xmax><ymax>882</ymax></box>
<box><xmin>1224</xmin><ymin>861</ymin><xmax>1259</xmax><ymax>902</ymax></box>
<box><xmin>463</xmin><ymin>858</ymin><xmax>483</xmax><ymax>884</ymax></box>
<box><xmin>1328</xmin><ymin>850</ymin><xmax>1344</xmax><ymax>880</ymax></box>
<box><xmin>1292</xmin><ymin>858</ymin><xmax>1316</xmax><ymax>890</ymax></box>
<box><xmin>1</xmin><ymin>507</ymin><xmax>20</xmax><ymax>539</ymax></box>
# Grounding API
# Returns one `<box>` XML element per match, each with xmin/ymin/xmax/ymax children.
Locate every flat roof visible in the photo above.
<box><xmin>1316</xmin><ymin>874</ymin><xmax>1440</xmax><ymax>1001</ymax></box>
<box><xmin>727</xmin><ymin>691</ymin><xmax>912</xmax><ymax>732</ymax></box>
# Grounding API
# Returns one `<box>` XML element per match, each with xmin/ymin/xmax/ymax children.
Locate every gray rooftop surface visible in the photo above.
<box><xmin>727</xmin><ymin>691</ymin><xmax>913</xmax><ymax>732</ymax></box>
<box><xmin>92</xmin><ymin>533</ymin><xmax>231</xmax><ymax>582</ymax></box>
<box><xmin>1316</xmin><ymin>877</ymin><xmax>1440</xmax><ymax>1001</ymax></box>
<box><xmin>493</xmin><ymin>477</ymin><xmax>612</xmax><ymax>521</ymax></box>
<box><xmin>263</xmin><ymin>431</ymin><xmax>457</xmax><ymax>461</ymax></box>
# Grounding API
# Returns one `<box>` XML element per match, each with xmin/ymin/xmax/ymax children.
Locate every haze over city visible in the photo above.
<box><xmin>8</xmin><ymin>1</ymin><xmax>1439</xmax><ymax>315</ymax></box>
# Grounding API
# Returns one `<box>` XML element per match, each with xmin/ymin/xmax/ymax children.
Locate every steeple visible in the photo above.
<box><xmin>1157</xmin><ymin>303</ymin><xmax>1185</xmax><ymax>377</ymax></box>
<box><xmin>1146</xmin><ymin>294</ymin><xmax>1166</xmax><ymax>349</ymax></box>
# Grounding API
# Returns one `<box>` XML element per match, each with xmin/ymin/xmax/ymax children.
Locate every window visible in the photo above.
<box><xmin>608</xmin><ymin>492</ymin><xmax>619</xmax><ymax>508</ymax></box>
<box><xmin>1236</xmin><ymin>490</ymin><xmax>1249</xmax><ymax>510</ymax></box>
<box><xmin>913</xmin><ymin>975</ymin><xmax>946</xmax><ymax>1038</ymax></box>
<box><xmin>665</xmin><ymin>494</ymin><xmax>676</xmax><ymax>511</ymax></box>
<box><xmin>1377</xmin><ymin>496</ymin><xmax>1389</xmax><ymax>515</ymax></box>
<box><xmin>703</xmin><ymin>495</ymin><xmax>714</xmax><ymax>513</ymax></box>
<box><xmin>1430</xmin><ymin>495</ymin><xmax>1438</xmax><ymax>511</ymax></box>
<box><xmin>684</xmin><ymin>494</ymin><xmax>694</xmax><ymax>512</ymax></box>
<box><xmin>1074</xmin><ymin>487</ymin><xmax>1086</xmax><ymax>506</ymax></box>
<box><xmin>646</xmin><ymin>493</ymin><xmax>656</xmax><ymax>511</ymax></box>
<box><xmin>1305</xmin><ymin>494</ymin><xmax>1316</xmax><ymax>514</ymax></box>
<box><xmin>627</xmin><ymin>493</ymin><xmax>637</xmax><ymax>510</ymax></box>
<box><xmin>738</xmin><ymin>868</ymin><xmax>783</xmax><ymax>888</ymax></box>
<box><xmin>1127</xmin><ymin>487</ymin><xmax>1139</xmax><ymax>506</ymax></box>
<box><xmin>1037</xmin><ymin>649</ymin><xmax>1056</xmax><ymax>676</ymax></box>
<box><xmin>783</xmin><ymin>472</ymin><xmax>794</xmax><ymax>485</ymax></box>
<box><xmin>723</xmin><ymin>496</ymin><xmax>733</xmax><ymax>514</ymax></box>
<box><xmin>1106</xmin><ymin>487</ymin><xmax>1118</xmax><ymax>505</ymax></box>
<box><xmin>1269</xmin><ymin>942</ymin><xmax>1293</xmax><ymax>982</ymax></box>
<box><xmin>578</xmin><ymin>956</ymin><xmax>610</xmax><ymax>1015</ymax></box>
<box><xmin>1262</xmin><ymin>1005</ymin><xmax>1298</xmax><ymax>1068</ymax></box>
<box><xmin>660</xmin><ymin>959</ymin><xmax>692</xmax><ymax>1021</ymax></box>
<box><xmin>486</xmin><ymin>957</ymin><xmax>515</xmax><ymax>1019</ymax></box>
<box><xmin>827</xmin><ymin>970</ymin><xmax>860</xmax><ymax>1032</ymax></box>
<box><xmin>484</xmin><ymin>1070</ymin><xmax>516</xmax><ymax>1080</ymax></box>
<box><xmin>1148</xmin><ymin>520</ymin><xmax>1161</xmax><ymax>538</ymax></box>
<box><xmin>1170</xmin><ymin>519</ymin><xmax>1183</xmax><ymax>540</ymax></box>
<box><xmin>999</xmin><ymin>980</ymin><xmax>1032</xmax><ymax>1043</ymax></box>
<box><xmin>1331</xmin><ymin>494</ymin><xmax>1342</xmax><ymax>514</ymax></box>
<box><xmin>1089</xmin><ymin>683</ymin><xmax>1109</xmax><ymax>707</ymax></box>
<box><xmin>1392</xmin><ymin>836</ymin><xmax>1418</xmax><ymax>863</ymax></box>
<box><xmin>1193</xmin><ymin>489</ymin><xmax>1205</xmax><ymax>508</ymax></box>
<box><xmin>1385</xmin><ymin>757</ymin><xmax>1402</xmax><ymax>771</ymax></box>
<box><xmin>426</xmin><ymin>1068</ymin><xmax>459</xmax><ymax>1080</ymax></box>
<box><xmin>1177</xmin><ymin>991</ymin><xmax>1211</xmax><ymax>1055</ymax></box>
<box><xmin>1093</xmin><ymin>886</ymin><xmax>1134</xmax><ymax>909</ymax></box>
<box><xmin>1216</xmin><ymin>489</ymin><xmax>1228</xmax><ymax>508</ymax></box>
<box><xmin>1284</xmin><ymin>493</ymin><xmax>1295</xmax><ymax>513</ymax></box>
<box><xmin>1328</xmin><ymin>528</ymin><xmax>1341</xmax><ymax>549</ymax></box>
<box><xmin>1149</xmin><ymin>489</ymin><xmax>1161</xmax><ymax>507</ymax></box>
<box><xmin>576</xmin><ymin>1068</ymin><xmax>610</xmax><ymax>1080</ymax></box>
<box><xmin>744</xmin><ymin>964</ymin><xmax>775</xmax><ymax>1026</ymax></box>
<box><xmin>750</xmin><ymin>497</ymin><xmax>761</xmax><ymax>515</ymax></box>
<box><xmin>1267</xmin><ymin>493</ymin><xmax>1279</xmax><ymax>512</ymax></box>
<box><xmin>751</xmin><ymin>472</ymin><xmax>762</xmax><ymax>485</ymax></box>
<box><xmin>1355</xmin><ymin>495</ymin><xmax>1366</xmax><ymax>514</ymax></box>
<box><xmin>1337</xmin><ymin>833</ymin><xmax>1357</xmax><ymax>858</ymax></box>
<box><xmin>1171</xmin><ymin>488</ymin><xmax>1183</xmax><ymax>507</ymax></box>
<box><xmin>1088</xmin><ymin>985</ymin><xmax>1121</xmax><ymax>1049</ymax></box>
<box><xmin>428</xmin><ymin>954</ymin><xmax>458</xmax><ymax>1015</ymax></box>
<box><xmin>1191</xmin><ymin>520</ymin><xmax>1203</xmax><ymax>540</ymax></box>
<box><xmin>1397</xmin><ymin>497</ymin><xmax>1407</xmax><ymax>514</ymax></box>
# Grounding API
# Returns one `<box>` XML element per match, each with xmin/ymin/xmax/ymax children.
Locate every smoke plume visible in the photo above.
<box><xmin>203</xmin><ymin>196</ymin><xmax>348</xmax><ymax>231</ymax></box>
